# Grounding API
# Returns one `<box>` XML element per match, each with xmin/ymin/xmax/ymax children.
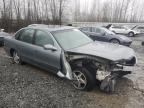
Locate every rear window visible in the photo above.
<box><xmin>80</xmin><ymin>27</ymin><xmax>91</xmax><ymax>32</ymax></box>
<box><xmin>18</xmin><ymin>29</ymin><xmax>35</xmax><ymax>44</ymax></box>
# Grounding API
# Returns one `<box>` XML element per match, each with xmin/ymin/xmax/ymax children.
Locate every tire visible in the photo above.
<box><xmin>110</xmin><ymin>39</ymin><xmax>120</xmax><ymax>44</ymax></box>
<box><xmin>12</xmin><ymin>50</ymin><xmax>23</xmax><ymax>65</ymax></box>
<box><xmin>72</xmin><ymin>67</ymin><xmax>96</xmax><ymax>91</ymax></box>
<box><xmin>128</xmin><ymin>32</ymin><xmax>134</xmax><ymax>37</ymax></box>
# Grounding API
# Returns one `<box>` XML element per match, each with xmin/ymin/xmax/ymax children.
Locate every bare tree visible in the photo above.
<box><xmin>1</xmin><ymin>0</ymin><xmax>144</xmax><ymax>32</ymax></box>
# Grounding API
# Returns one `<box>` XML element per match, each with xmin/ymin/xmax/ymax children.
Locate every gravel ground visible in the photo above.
<box><xmin>0</xmin><ymin>35</ymin><xmax>144</xmax><ymax>108</ymax></box>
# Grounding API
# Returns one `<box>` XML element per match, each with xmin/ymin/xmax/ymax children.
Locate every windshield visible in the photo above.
<box><xmin>52</xmin><ymin>29</ymin><xmax>93</xmax><ymax>50</ymax></box>
<box><xmin>101</xmin><ymin>27</ymin><xmax>115</xmax><ymax>35</ymax></box>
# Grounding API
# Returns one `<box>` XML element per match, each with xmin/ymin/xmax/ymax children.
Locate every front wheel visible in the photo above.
<box><xmin>110</xmin><ymin>39</ymin><xmax>120</xmax><ymax>44</ymax></box>
<box><xmin>72</xmin><ymin>67</ymin><xmax>96</xmax><ymax>91</ymax></box>
<box><xmin>128</xmin><ymin>32</ymin><xmax>134</xmax><ymax>37</ymax></box>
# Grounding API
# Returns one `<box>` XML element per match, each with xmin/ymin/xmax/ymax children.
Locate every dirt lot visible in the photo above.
<box><xmin>0</xmin><ymin>35</ymin><xmax>144</xmax><ymax>108</ymax></box>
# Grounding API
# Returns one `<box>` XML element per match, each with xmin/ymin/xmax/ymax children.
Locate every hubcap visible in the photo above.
<box><xmin>13</xmin><ymin>52</ymin><xmax>20</xmax><ymax>64</ymax></box>
<box><xmin>129</xmin><ymin>33</ymin><xmax>133</xmax><ymax>37</ymax></box>
<box><xmin>72</xmin><ymin>71</ymin><xmax>87</xmax><ymax>90</ymax></box>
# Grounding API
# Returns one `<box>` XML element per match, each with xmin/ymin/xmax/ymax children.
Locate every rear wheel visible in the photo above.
<box><xmin>12</xmin><ymin>50</ymin><xmax>23</xmax><ymax>64</ymax></box>
<box><xmin>72</xmin><ymin>67</ymin><xmax>96</xmax><ymax>91</ymax></box>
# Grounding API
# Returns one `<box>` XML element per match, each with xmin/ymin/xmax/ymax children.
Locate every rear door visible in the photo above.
<box><xmin>110</xmin><ymin>26</ymin><xmax>122</xmax><ymax>34</ymax></box>
<box><xmin>16</xmin><ymin>28</ymin><xmax>35</xmax><ymax>63</ymax></box>
<box><xmin>33</xmin><ymin>30</ymin><xmax>61</xmax><ymax>72</ymax></box>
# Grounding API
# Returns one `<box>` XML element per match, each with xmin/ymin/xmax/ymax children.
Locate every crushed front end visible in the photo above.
<box><xmin>66</xmin><ymin>52</ymin><xmax>136</xmax><ymax>93</ymax></box>
<box><xmin>96</xmin><ymin>56</ymin><xmax>136</xmax><ymax>93</ymax></box>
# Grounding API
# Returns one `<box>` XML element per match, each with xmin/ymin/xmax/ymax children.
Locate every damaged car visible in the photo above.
<box><xmin>4</xmin><ymin>25</ymin><xmax>136</xmax><ymax>92</ymax></box>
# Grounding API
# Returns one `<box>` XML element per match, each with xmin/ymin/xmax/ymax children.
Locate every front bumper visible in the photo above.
<box><xmin>99</xmin><ymin>61</ymin><xmax>135</xmax><ymax>93</ymax></box>
<box><xmin>121</xmin><ymin>41</ymin><xmax>132</xmax><ymax>46</ymax></box>
<box><xmin>134</xmin><ymin>31</ymin><xmax>141</xmax><ymax>35</ymax></box>
<box><xmin>100</xmin><ymin>69</ymin><xmax>132</xmax><ymax>93</ymax></box>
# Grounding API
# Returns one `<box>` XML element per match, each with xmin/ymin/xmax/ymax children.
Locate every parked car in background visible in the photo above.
<box><xmin>109</xmin><ymin>25</ymin><xmax>140</xmax><ymax>37</ymax></box>
<box><xmin>4</xmin><ymin>25</ymin><xmax>136</xmax><ymax>92</ymax></box>
<box><xmin>0</xmin><ymin>29</ymin><xmax>11</xmax><ymax>46</ymax></box>
<box><xmin>80</xmin><ymin>27</ymin><xmax>132</xmax><ymax>46</ymax></box>
<box><xmin>132</xmin><ymin>25</ymin><xmax>144</xmax><ymax>34</ymax></box>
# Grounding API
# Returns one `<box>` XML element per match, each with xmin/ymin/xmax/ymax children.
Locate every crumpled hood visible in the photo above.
<box><xmin>66</xmin><ymin>41</ymin><xmax>136</xmax><ymax>61</ymax></box>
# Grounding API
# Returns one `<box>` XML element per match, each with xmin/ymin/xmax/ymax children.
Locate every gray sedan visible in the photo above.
<box><xmin>80</xmin><ymin>27</ymin><xmax>132</xmax><ymax>46</ymax></box>
<box><xmin>4</xmin><ymin>25</ymin><xmax>136</xmax><ymax>92</ymax></box>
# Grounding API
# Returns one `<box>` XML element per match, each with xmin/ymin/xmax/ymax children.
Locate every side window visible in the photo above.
<box><xmin>112</xmin><ymin>26</ymin><xmax>121</xmax><ymax>29</ymax></box>
<box><xmin>34</xmin><ymin>30</ymin><xmax>54</xmax><ymax>47</ymax></box>
<box><xmin>15</xmin><ymin>30</ymin><xmax>23</xmax><ymax>39</ymax></box>
<box><xmin>18</xmin><ymin>29</ymin><xmax>35</xmax><ymax>44</ymax></box>
<box><xmin>92</xmin><ymin>27</ymin><xmax>101</xmax><ymax>33</ymax></box>
<box><xmin>81</xmin><ymin>27</ymin><xmax>91</xmax><ymax>32</ymax></box>
<box><xmin>92</xmin><ymin>27</ymin><xmax>105</xmax><ymax>35</ymax></box>
<box><xmin>121</xmin><ymin>27</ymin><xmax>125</xmax><ymax>29</ymax></box>
<box><xmin>137</xmin><ymin>27</ymin><xmax>144</xmax><ymax>29</ymax></box>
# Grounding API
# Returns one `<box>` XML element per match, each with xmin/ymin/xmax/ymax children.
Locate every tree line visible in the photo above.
<box><xmin>0</xmin><ymin>0</ymin><xmax>144</xmax><ymax>32</ymax></box>
<box><xmin>74</xmin><ymin>0</ymin><xmax>144</xmax><ymax>23</ymax></box>
<box><xmin>0</xmin><ymin>0</ymin><xmax>69</xmax><ymax>32</ymax></box>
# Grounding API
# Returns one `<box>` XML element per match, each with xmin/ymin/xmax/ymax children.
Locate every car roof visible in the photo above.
<box><xmin>26</xmin><ymin>24</ymin><xmax>75</xmax><ymax>32</ymax></box>
<box><xmin>80</xmin><ymin>26</ymin><xmax>105</xmax><ymax>29</ymax></box>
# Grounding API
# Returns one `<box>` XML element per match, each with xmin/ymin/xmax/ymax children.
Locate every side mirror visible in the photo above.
<box><xmin>43</xmin><ymin>44</ymin><xmax>57</xmax><ymax>51</ymax></box>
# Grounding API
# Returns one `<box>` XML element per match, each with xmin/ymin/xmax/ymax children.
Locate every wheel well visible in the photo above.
<box><xmin>129</xmin><ymin>31</ymin><xmax>134</xmax><ymax>34</ymax></box>
<box><xmin>110</xmin><ymin>38</ymin><xmax>120</xmax><ymax>43</ymax></box>
<box><xmin>69</xmin><ymin>59</ymin><xmax>83</xmax><ymax>69</ymax></box>
<box><xmin>128</xmin><ymin>31</ymin><xmax>135</xmax><ymax>37</ymax></box>
<box><xmin>10</xmin><ymin>49</ymin><xmax>15</xmax><ymax>57</ymax></box>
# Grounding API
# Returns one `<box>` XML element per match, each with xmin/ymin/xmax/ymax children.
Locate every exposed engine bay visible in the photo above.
<box><xmin>63</xmin><ymin>52</ymin><xmax>134</xmax><ymax>92</ymax></box>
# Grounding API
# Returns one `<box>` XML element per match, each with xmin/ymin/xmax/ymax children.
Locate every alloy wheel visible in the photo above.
<box><xmin>72</xmin><ymin>71</ymin><xmax>87</xmax><ymax>90</ymax></box>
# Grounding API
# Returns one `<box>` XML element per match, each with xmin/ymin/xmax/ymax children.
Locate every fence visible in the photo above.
<box><xmin>72</xmin><ymin>22</ymin><xmax>144</xmax><ymax>27</ymax></box>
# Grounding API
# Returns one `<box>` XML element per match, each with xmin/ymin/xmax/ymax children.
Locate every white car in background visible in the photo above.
<box><xmin>109</xmin><ymin>26</ymin><xmax>140</xmax><ymax>37</ymax></box>
<box><xmin>132</xmin><ymin>25</ymin><xmax>144</xmax><ymax>34</ymax></box>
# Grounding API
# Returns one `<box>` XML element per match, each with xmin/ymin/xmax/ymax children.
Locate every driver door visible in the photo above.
<box><xmin>33</xmin><ymin>30</ymin><xmax>61</xmax><ymax>73</ymax></box>
<box><xmin>119</xmin><ymin>27</ymin><xmax>127</xmax><ymax>34</ymax></box>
